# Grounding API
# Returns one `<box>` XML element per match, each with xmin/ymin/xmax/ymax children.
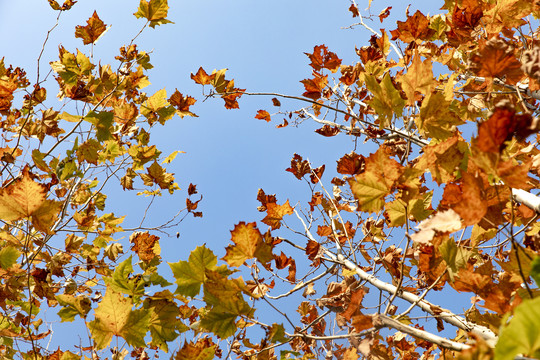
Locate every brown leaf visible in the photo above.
<box><xmin>300</xmin><ymin>73</ymin><xmax>328</xmax><ymax>100</ymax></box>
<box><xmin>469</xmin><ymin>38</ymin><xmax>524</xmax><ymax>85</ymax></box>
<box><xmin>255</xmin><ymin>110</ymin><xmax>271</xmax><ymax>122</ymax></box>
<box><xmin>337</xmin><ymin>152</ymin><xmax>365</xmax><ymax>175</ymax></box>
<box><xmin>271</xmin><ymin>97</ymin><xmax>281</xmax><ymax>106</ymax></box>
<box><xmin>75</xmin><ymin>11</ymin><xmax>107</xmax><ymax>45</ymax></box>
<box><xmin>309</xmin><ymin>164</ymin><xmax>325</xmax><ymax>184</ymax></box>
<box><xmin>130</xmin><ymin>232</ymin><xmax>160</xmax><ymax>262</ymax></box>
<box><xmin>169</xmin><ymin>90</ymin><xmax>197</xmax><ymax>118</ymax></box>
<box><xmin>262</xmin><ymin>200</ymin><xmax>294</xmax><ymax>230</ymax></box>
<box><xmin>190</xmin><ymin>67</ymin><xmax>215</xmax><ymax>85</ymax></box>
<box><xmin>378</xmin><ymin>6</ymin><xmax>392</xmax><ymax>22</ymax></box>
<box><xmin>348</xmin><ymin>4</ymin><xmax>359</xmax><ymax>17</ymax></box>
<box><xmin>187</xmin><ymin>183</ymin><xmax>198</xmax><ymax>196</ymax></box>
<box><xmin>390</xmin><ymin>10</ymin><xmax>435</xmax><ymax>42</ymax></box>
<box><xmin>304</xmin><ymin>45</ymin><xmax>342</xmax><ymax>73</ymax></box>
<box><xmin>315</xmin><ymin>125</ymin><xmax>339</xmax><ymax>137</ymax></box>
<box><xmin>286</xmin><ymin>154</ymin><xmax>311</xmax><ymax>180</ymax></box>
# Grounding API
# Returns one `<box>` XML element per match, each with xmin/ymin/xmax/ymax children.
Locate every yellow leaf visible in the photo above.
<box><xmin>161</xmin><ymin>150</ymin><xmax>185</xmax><ymax>164</ymax></box>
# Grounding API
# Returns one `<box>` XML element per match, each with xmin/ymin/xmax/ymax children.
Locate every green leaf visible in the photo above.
<box><xmin>440</xmin><ymin>238</ymin><xmax>472</xmax><ymax>281</ymax></box>
<box><xmin>348</xmin><ymin>171</ymin><xmax>390</xmax><ymax>213</ymax></box>
<box><xmin>169</xmin><ymin>245</ymin><xmax>229</xmax><ymax>297</ymax></box>
<box><xmin>269</xmin><ymin>323</ymin><xmax>289</xmax><ymax>343</ymax></box>
<box><xmin>531</xmin><ymin>256</ymin><xmax>540</xmax><ymax>287</ymax></box>
<box><xmin>0</xmin><ymin>246</ymin><xmax>19</xmax><ymax>269</ymax></box>
<box><xmin>365</xmin><ymin>73</ymin><xmax>405</xmax><ymax>128</ymax></box>
<box><xmin>88</xmin><ymin>290</ymin><xmax>150</xmax><ymax>349</ymax></box>
<box><xmin>56</xmin><ymin>294</ymin><xmax>92</xmax><ymax>322</ymax></box>
<box><xmin>199</xmin><ymin>310</ymin><xmax>237</xmax><ymax>338</ymax></box>
<box><xmin>144</xmin><ymin>292</ymin><xmax>187</xmax><ymax>352</ymax></box>
<box><xmin>134</xmin><ymin>0</ymin><xmax>174</xmax><ymax>28</ymax></box>
<box><xmin>103</xmin><ymin>256</ymin><xmax>145</xmax><ymax>297</ymax></box>
<box><xmin>84</xmin><ymin>111</ymin><xmax>113</xmax><ymax>142</ymax></box>
<box><xmin>385</xmin><ymin>199</ymin><xmax>406</xmax><ymax>227</ymax></box>
<box><xmin>495</xmin><ymin>297</ymin><xmax>540</xmax><ymax>360</ymax></box>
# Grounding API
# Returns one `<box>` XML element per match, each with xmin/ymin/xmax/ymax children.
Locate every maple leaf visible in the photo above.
<box><xmin>337</xmin><ymin>152</ymin><xmax>365</xmax><ymax>175</ymax></box>
<box><xmin>410</xmin><ymin>210</ymin><xmax>462</xmax><ymax>244</ymax></box>
<box><xmin>130</xmin><ymin>231</ymin><xmax>160</xmax><ymax>262</ymax></box>
<box><xmin>441</xmin><ymin>172</ymin><xmax>488</xmax><ymax>226</ymax></box>
<box><xmin>169</xmin><ymin>90</ymin><xmax>197</xmax><ymax>118</ymax></box>
<box><xmin>0</xmin><ymin>166</ymin><xmax>62</xmax><ymax>234</ymax></box>
<box><xmin>378</xmin><ymin>6</ymin><xmax>392</xmax><ymax>22</ymax></box>
<box><xmin>477</xmin><ymin>105</ymin><xmax>535</xmax><ymax>153</ymax></box>
<box><xmin>390</xmin><ymin>10</ymin><xmax>435</xmax><ymax>43</ymax></box>
<box><xmin>274</xmin><ymin>252</ymin><xmax>296</xmax><ymax>282</ymax></box>
<box><xmin>416</xmin><ymin>91</ymin><xmax>464</xmax><ymax>140</ymax></box>
<box><xmin>190</xmin><ymin>67</ymin><xmax>215</xmax><ymax>85</ymax></box>
<box><xmin>271</xmin><ymin>97</ymin><xmax>281</xmax><ymax>106</ymax></box>
<box><xmin>223</xmin><ymin>222</ymin><xmax>273</xmax><ymax>266</ymax></box>
<box><xmin>255</xmin><ymin>110</ymin><xmax>271</xmax><ymax>122</ymax></box>
<box><xmin>144</xmin><ymin>292</ymin><xmax>187</xmax><ymax>351</ymax></box>
<box><xmin>169</xmin><ymin>245</ymin><xmax>228</xmax><ymax>297</ymax></box>
<box><xmin>256</xmin><ymin>188</ymin><xmax>277</xmax><ymax>211</ymax></box>
<box><xmin>88</xmin><ymin>290</ymin><xmax>150</xmax><ymax>349</ymax></box>
<box><xmin>483</xmin><ymin>0</ymin><xmax>532</xmax><ymax>34</ymax></box>
<box><xmin>140</xmin><ymin>161</ymin><xmax>176</xmax><ymax>192</ymax></box>
<box><xmin>469</xmin><ymin>38</ymin><xmax>523</xmax><ymax>86</ymax></box>
<box><xmin>310</xmin><ymin>164</ymin><xmax>325</xmax><ymax>184</ymax></box>
<box><xmin>300</xmin><ymin>73</ymin><xmax>328</xmax><ymax>100</ymax></box>
<box><xmin>364</xmin><ymin>73</ymin><xmax>405</xmax><ymax>128</ymax></box>
<box><xmin>348</xmin><ymin>4</ymin><xmax>359</xmax><ymax>17</ymax></box>
<box><xmin>286</xmin><ymin>153</ymin><xmax>311</xmax><ymax>180</ymax></box>
<box><xmin>304</xmin><ymin>45</ymin><xmax>342</xmax><ymax>73</ymax></box>
<box><xmin>75</xmin><ymin>11</ymin><xmax>107</xmax><ymax>45</ymax></box>
<box><xmin>262</xmin><ymin>200</ymin><xmax>294</xmax><ymax>230</ymax></box>
<box><xmin>349</xmin><ymin>171</ymin><xmax>390</xmax><ymax>213</ymax></box>
<box><xmin>398</xmin><ymin>54</ymin><xmax>435</xmax><ymax>105</ymax></box>
<box><xmin>315</xmin><ymin>125</ymin><xmax>339</xmax><ymax>137</ymax></box>
<box><xmin>174</xmin><ymin>339</ymin><xmax>216</xmax><ymax>360</ymax></box>
<box><xmin>134</xmin><ymin>0</ymin><xmax>174</xmax><ymax>28</ymax></box>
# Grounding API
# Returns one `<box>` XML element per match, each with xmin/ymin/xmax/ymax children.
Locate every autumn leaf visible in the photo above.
<box><xmin>134</xmin><ymin>0</ymin><xmax>174</xmax><ymax>28</ymax></box>
<box><xmin>0</xmin><ymin>166</ymin><xmax>62</xmax><ymax>234</ymax></box>
<box><xmin>349</xmin><ymin>171</ymin><xmax>390</xmax><ymax>213</ymax></box>
<box><xmin>364</xmin><ymin>73</ymin><xmax>405</xmax><ymax>128</ymax></box>
<box><xmin>315</xmin><ymin>125</ymin><xmax>339</xmax><ymax>137</ymax></box>
<box><xmin>411</xmin><ymin>209</ymin><xmax>462</xmax><ymax>244</ymax></box>
<box><xmin>169</xmin><ymin>90</ymin><xmax>197</xmax><ymax>118</ymax></box>
<box><xmin>169</xmin><ymin>245</ymin><xmax>229</xmax><ymax>297</ymax></box>
<box><xmin>190</xmin><ymin>67</ymin><xmax>215</xmax><ymax>85</ymax></box>
<box><xmin>144</xmin><ymin>292</ymin><xmax>187</xmax><ymax>351</ymax></box>
<box><xmin>75</xmin><ymin>11</ymin><xmax>107</xmax><ymax>45</ymax></box>
<box><xmin>223</xmin><ymin>222</ymin><xmax>273</xmax><ymax>266</ymax></box>
<box><xmin>255</xmin><ymin>110</ymin><xmax>271</xmax><ymax>122</ymax></box>
<box><xmin>416</xmin><ymin>91</ymin><xmax>464</xmax><ymax>140</ymax></box>
<box><xmin>337</xmin><ymin>152</ymin><xmax>365</xmax><ymax>175</ymax></box>
<box><xmin>469</xmin><ymin>38</ymin><xmax>523</xmax><ymax>86</ymax></box>
<box><xmin>390</xmin><ymin>10</ymin><xmax>435</xmax><ymax>42</ymax></box>
<box><xmin>130</xmin><ymin>231</ymin><xmax>160</xmax><ymax>262</ymax></box>
<box><xmin>304</xmin><ymin>45</ymin><xmax>342</xmax><ymax>73</ymax></box>
<box><xmin>88</xmin><ymin>289</ymin><xmax>150</xmax><ymax>349</ymax></box>
<box><xmin>300</xmin><ymin>73</ymin><xmax>328</xmax><ymax>100</ymax></box>
<box><xmin>174</xmin><ymin>339</ymin><xmax>216</xmax><ymax>360</ymax></box>
<box><xmin>286</xmin><ymin>153</ymin><xmax>311</xmax><ymax>180</ymax></box>
<box><xmin>398</xmin><ymin>54</ymin><xmax>435</xmax><ymax>104</ymax></box>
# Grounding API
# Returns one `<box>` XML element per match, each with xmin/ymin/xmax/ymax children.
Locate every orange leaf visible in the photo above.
<box><xmin>190</xmin><ymin>67</ymin><xmax>215</xmax><ymax>85</ymax></box>
<box><xmin>390</xmin><ymin>10</ymin><xmax>435</xmax><ymax>42</ymax></box>
<box><xmin>469</xmin><ymin>38</ymin><xmax>524</xmax><ymax>85</ymax></box>
<box><xmin>75</xmin><ymin>11</ymin><xmax>107</xmax><ymax>45</ymax></box>
<box><xmin>130</xmin><ymin>231</ymin><xmax>160</xmax><ymax>262</ymax></box>
<box><xmin>304</xmin><ymin>45</ymin><xmax>342</xmax><ymax>73</ymax></box>
<box><xmin>337</xmin><ymin>152</ymin><xmax>365</xmax><ymax>175</ymax></box>
<box><xmin>300</xmin><ymin>73</ymin><xmax>328</xmax><ymax>100</ymax></box>
<box><xmin>0</xmin><ymin>166</ymin><xmax>61</xmax><ymax>234</ymax></box>
<box><xmin>255</xmin><ymin>110</ymin><xmax>271</xmax><ymax>122</ymax></box>
<box><xmin>262</xmin><ymin>200</ymin><xmax>294</xmax><ymax>230</ymax></box>
<box><xmin>286</xmin><ymin>153</ymin><xmax>311</xmax><ymax>180</ymax></box>
<box><xmin>169</xmin><ymin>90</ymin><xmax>197</xmax><ymax>118</ymax></box>
<box><xmin>315</xmin><ymin>125</ymin><xmax>339</xmax><ymax>137</ymax></box>
<box><xmin>224</xmin><ymin>222</ymin><xmax>273</xmax><ymax>266</ymax></box>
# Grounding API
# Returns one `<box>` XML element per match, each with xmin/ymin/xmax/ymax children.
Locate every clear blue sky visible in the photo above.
<box><xmin>0</xmin><ymin>0</ymin><xmax>448</xmax><ymax>354</ymax></box>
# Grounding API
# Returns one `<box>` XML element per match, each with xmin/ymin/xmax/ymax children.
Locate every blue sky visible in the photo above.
<box><xmin>0</xmin><ymin>0</ymin><xmax>452</xmax><ymax>354</ymax></box>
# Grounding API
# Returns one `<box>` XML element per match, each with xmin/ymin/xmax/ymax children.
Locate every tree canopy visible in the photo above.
<box><xmin>2</xmin><ymin>0</ymin><xmax>540</xmax><ymax>359</ymax></box>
